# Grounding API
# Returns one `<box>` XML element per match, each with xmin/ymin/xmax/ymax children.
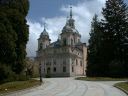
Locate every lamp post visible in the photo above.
<box><xmin>39</xmin><ymin>63</ymin><xmax>42</xmax><ymax>83</ymax></box>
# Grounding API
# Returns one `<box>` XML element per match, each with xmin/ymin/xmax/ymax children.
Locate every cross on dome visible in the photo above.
<box><xmin>70</xmin><ymin>6</ymin><xmax>73</xmax><ymax>19</ymax></box>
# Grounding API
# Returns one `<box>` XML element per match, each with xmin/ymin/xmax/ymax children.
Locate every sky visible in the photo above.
<box><xmin>26</xmin><ymin>0</ymin><xmax>128</xmax><ymax>57</ymax></box>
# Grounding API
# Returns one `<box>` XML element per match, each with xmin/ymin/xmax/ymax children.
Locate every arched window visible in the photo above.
<box><xmin>63</xmin><ymin>66</ymin><xmax>66</xmax><ymax>72</ymax></box>
<box><xmin>74</xmin><ymin>38</ymin><xmax>75</xmax><ymax>44</ymax></box>
<box><xmin>80</xmin><ymin>61</ymin><xmax>82</xmax><ymax>66</ymax></box>
<box><xmin>47</xmin><ymin>67</ymin><xmax>51</xmax><ymax>74</ymax></box>
<box><xmin>63</xmin><ymin>38</ymin><xmax>67</xmax><ymax>46</ymax></box>
<box><xmin>53</xmin><ymin>67</ymin><xmax>56</xmax><ymax>72</ymax></box>
<box><xmin>39</xmin><ymin>43</ymin><xmax>42</xmax><ymax>50</ymax></box>
<box><xmin>72</xmin><ymin>66</ymin><xmax>74</xmax><ymax>72</ymax></box>
<box><xmin>71</xmin><ymin>39</ymin><xmax>73</xmax><ymax>45</ymax></box>
<box><xmin>76</xmin><ymin>59</ymin><xmax>78</xmax><ymax>65</ymax></box>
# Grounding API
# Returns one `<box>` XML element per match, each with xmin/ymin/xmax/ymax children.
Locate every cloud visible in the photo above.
<box><xmin>26</xmin><ymin>0</ymin><xmax>106</xmax><ymax>57</ymax></box>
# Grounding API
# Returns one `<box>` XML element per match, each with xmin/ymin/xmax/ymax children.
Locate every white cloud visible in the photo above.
<box><xmin>26</xmin><ymin>0</ymin><xmax>106</xmax><ymax>57</ymax></box>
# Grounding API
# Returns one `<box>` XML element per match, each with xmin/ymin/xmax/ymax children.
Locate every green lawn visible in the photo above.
<box><xmin>0</xmin><ymin>79</ymin><xmax>41</xmax><ymax>94</ymax></box>
<box><xmin>114</xmin><ymin>82</ymin><xmax>128</xmax><ymax>94</ymax></box>
<box><xmin>76</xmin><ymin>77</ymin><xmax>128</xmax><ymax>81</ymax></box>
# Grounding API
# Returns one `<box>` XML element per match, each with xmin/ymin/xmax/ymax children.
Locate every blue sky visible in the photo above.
<box><xmin>27</xmin><ymin>0</ymin><xmax>83</xmax><ymax>21</ymax></box>
<box><xmin>26</xmin><ymin>0</ymin><xmax>128</xmax><ymax>57</ymax></box>
<box><xmin>28</xmin><ymin>0</ymin><xmax>128</xmax><ymax>21</ymax></box>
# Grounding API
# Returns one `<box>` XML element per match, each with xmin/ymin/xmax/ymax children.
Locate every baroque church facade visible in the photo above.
<box><xmin>36</xmin><ymin>7</ymin><xmax>87</xmax><ymax>77</ymax></box>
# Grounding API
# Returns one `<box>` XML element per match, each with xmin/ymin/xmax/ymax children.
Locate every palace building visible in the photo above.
<box><xmin>36</xmin><ymin>7</ymin><xmax>87</xmax><ymax>77</ymax></box>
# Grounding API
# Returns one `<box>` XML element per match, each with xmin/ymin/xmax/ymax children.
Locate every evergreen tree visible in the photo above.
<box><xmin>87</xmin><ymin>15</ymin><xmax>104</xmax><ymax>76</ymax></box>
<box><xmin>0</xmin><ymin>0</ymin><xmax>29</xmax><ymax>81</ymax></box>
<box><xmin>0</xmin><ymin>13</ymin><xmax>17</xmax><ymax>65</ymax></box>
<box><xmin>102</xmin><ymin>0</ymin><xmax>128</xmax><ymax>77</ymax></box>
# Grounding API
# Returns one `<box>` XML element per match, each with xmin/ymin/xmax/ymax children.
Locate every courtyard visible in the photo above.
<box><xmin>6</xmin><ymin>77</ymin><xmax>127</xmax><ymax>96</ymax></box>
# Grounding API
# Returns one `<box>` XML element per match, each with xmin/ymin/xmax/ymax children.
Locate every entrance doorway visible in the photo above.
<box><xmin>47</xmin><ymin>67</ymin><xmax>51</xmax><ymax>74</ymax></box>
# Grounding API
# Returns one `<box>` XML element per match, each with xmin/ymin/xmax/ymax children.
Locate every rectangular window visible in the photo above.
<box><xmin>53</xmin><ymin>60</ymin><xmax>56</xmax><ymax>65</ymax></box>
<box><xmin>76</xmin><ymin>59</ymin><xmax>78</xmax><ymax>65</ymax></box>
<box><xmin>71</xmin><ymin>59</ymin><xmax>73</xmax><ymax>65</ymax></box>
<box><xmin>72</xmin><ymin>66</ymin><xmax>74</xmax><ymax>72</ymax></box>
<box><xmin>63</xmin><ymin>66</ymin><xmax>66</xmax><ymax>72</ymax></box>
<box><xmin>80</xmin><ymin>61</ymin><xmax>82</xmax><ymax>66</ymax></box>
<box><xmin>53</xmin><ymin>67</ymin><xmax>56</xmax><ymax>72</ymax></box>
<box><xmin>63</xmin><ymin>60</ymin><xmax>66</xmax><ymax>65</ymax></box>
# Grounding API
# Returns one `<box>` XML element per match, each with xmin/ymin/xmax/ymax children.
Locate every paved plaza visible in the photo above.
<box><xmin>7</xmin><ymin>78</ymin><xmax>127</xmax><ymax>96</ymax></box>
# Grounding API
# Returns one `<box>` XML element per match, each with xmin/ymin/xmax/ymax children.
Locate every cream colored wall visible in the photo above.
<box><xmin>37</xmin><ymin>39</ymin><xmax>87</xmax><ymax>77</ymax></box>
<box><xmin>43</xmin><ymin>40</ymin><xmax>50</xmax><ymax>49</ymax></box>
<box><xmin>61</xmin><ymin>33</ymin><xmax>81</xmax><ymax>46</ymax></box>
<box><xmin>83</xmin><ymin>45</ymin><xmax>87</xmax><ymax>75</ymax></box>
<box><xmin>75</xmin><ymin>58</ymin><xmax>83</xmax><ymax>75</ymax></box>
<box><xmin>38</xmin><ymin>37</ymin><xmax>50</xmax><ymax>50</ymax></box>
<box><xmin>68</xmin><ymin>47</ymin><xmax>86</xmax><ymax>76</ymax></box>
<box><xmin>39</xmin><ymin>47</ymin><xmax>71</xmax><ymax>77</ymax></box>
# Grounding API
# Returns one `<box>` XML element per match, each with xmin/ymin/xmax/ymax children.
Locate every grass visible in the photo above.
<box><xmin>76</xmin><ymin>77</ymin><xmax>128</xmax><ymax>81</ymax></box>
<box><xmin>114</xmin><ymin>82</ymin><xmax>128</xmax><ymax>94</ymax></box>
<box><xmin>0</xmin><ymin>79</ymin><xmax>41</xmax><ymax>94</ymax></box>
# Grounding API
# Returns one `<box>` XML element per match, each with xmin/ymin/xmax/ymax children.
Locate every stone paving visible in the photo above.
<box><xmin>6</xmin><ymin>78</ymin><xmax>127</xmax><ymax>96</ymax></box>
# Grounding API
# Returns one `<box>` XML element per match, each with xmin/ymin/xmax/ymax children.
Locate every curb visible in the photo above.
<box><xmin>114</xmin><ymin>85</ymin><xmax>128</xmax><ymax>95</ymax></box>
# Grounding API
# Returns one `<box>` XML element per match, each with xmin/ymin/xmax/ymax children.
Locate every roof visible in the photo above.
<box><xmin>49</xmin><ymin>40</ymin><xmax>61</xmax><ymax>48</ymax></box>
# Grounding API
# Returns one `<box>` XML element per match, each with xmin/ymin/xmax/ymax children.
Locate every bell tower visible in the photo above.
<box><xmin>61</xmin><ymin>6</ymin><xmax>81</xmax><ymax>46</ymax></box>
<box><xmin>68</xmin><ymin>6</ymin><xmax>75</xmax><ymax>28</ymax></box>
<box><xmin>38</xmin><ymin>23</ymin><xmax>51</xmax><ymax>50</ymax></box>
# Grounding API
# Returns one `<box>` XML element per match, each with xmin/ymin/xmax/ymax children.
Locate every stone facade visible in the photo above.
<box><xmin>36</xmin><ymin>7</ymin><xmax>87</xmax><ymax>77</ymax></box>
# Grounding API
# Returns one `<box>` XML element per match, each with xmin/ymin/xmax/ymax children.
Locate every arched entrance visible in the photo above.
<box><xmin>46</xmin><ymin>67</ymin><xmax>51</xmax><ymax>77</ymax></box>
<box><xmin>47</xmin><ymin>67</ymin><xmax>51</xmax><ymax>74</ymax></box>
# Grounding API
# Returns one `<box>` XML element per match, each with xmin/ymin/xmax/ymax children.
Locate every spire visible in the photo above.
<box><xmin>66</xmin><ymin>16</ymin><xmax>69</xmax><ymax>25</ymax></box>
<box><xmin>68</xmin><ymin>6</ymin><xmax>75</xmax><ymax>28</ymax></box>
<box><xmin>43</xmin><ymin>22</ymin><xmax>46</xmax><ymax>31</ymax></box>
<box><xmin>70</xmin><ymin>6</ymin><xmax>72</xmax><ymax>19</ymax></box>
<box><xmin>41</xmin><ymin>22</ymin><xmax>49</xmax><ymax>37</ymax></box>
<box><xmin>62</xmin><ymin>5</ymin><xmax>76</xmax><ymax>33</ymax></box>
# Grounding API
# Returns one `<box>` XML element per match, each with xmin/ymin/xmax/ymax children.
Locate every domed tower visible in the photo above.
<box><xmin>38</xmin><ymin>24</ymin><xmax>51</xmax><ymax>50</ymax></box>
<box><xmin>61</xmin><ymin>6</ymin><xmax>81</xmax><ymax>46</ymax></box>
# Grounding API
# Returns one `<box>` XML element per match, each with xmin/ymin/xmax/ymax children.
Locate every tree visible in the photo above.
<box><xmin>6</xmin><ymin>0</ymin><xmax>29</xmax><ymax>74</ymax></box>
<box><xmin>87</xmin><ymin>14</ymin><xmax>104</xmax><ymax>76</ymax></box>
<box><xmin>26</xmin><ymin>58</ymin><xmax>34</xmax><ymax>77</ymax></box>
<box><xmin>101</xmin><ymin>0</ymin><xmax>128</xmax><ymax>77</ymax></box>
<box><xmin>0</xmin><ymin>0</ymin><xmax>29</xmax><ymax>82</ymax></box>
<box><xmin>0</xmin><ymin>13</ymin><xmax>17</xmax><ymax>65</ymax></box>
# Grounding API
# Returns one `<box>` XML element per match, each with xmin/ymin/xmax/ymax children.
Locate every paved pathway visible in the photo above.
<box><xmin>6</xmin><ymin>78</ymin><xmax>127</xmax><ymax>96</ymax></box>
